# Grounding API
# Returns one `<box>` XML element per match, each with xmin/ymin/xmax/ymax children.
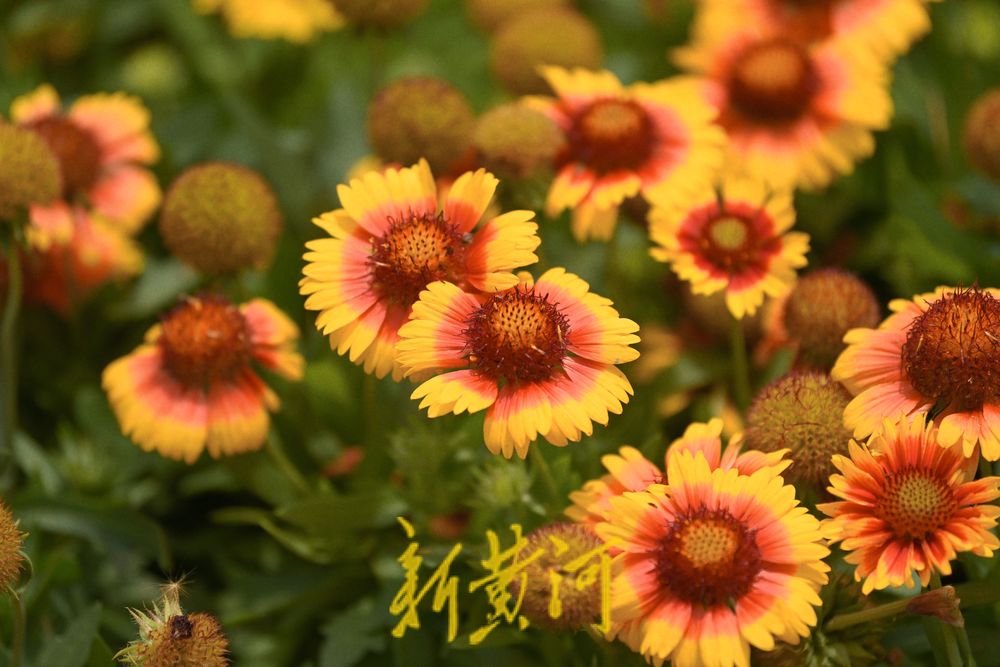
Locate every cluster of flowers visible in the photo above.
<box><xmin>3</xmin><ymin>0</ymin><xmax>1000</xmax><ymax>665</ymax></box>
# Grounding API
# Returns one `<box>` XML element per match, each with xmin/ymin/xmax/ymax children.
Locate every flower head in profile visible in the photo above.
<box><xmin>675</xmin><ymin>26</ymin><xmax>891</xmax><ymax>190</ymax></box>
<box><xmin>301</xmin><ymin>160</ymin><xmax>540</xmax><ymax>381</ymax></box>
<box><xmin>396</xmin><ymin>268</ymin><xmax>639</xmax><ymax>458</ymax></box>
<box><xmin>832</xmin><ymin>286</ymin><xmax>1000</xmax><ymax>460</ymax></box>
<box><xmin>649</xmin><ymin>173</ymin><xmax>810</xmax><ymax>318</ymax></box>
<box><xmin>599</xmin><ymin>448</ymin><xmax>829</xmax><ymax>667</ymax></box>
<box><xmin>525</xmin><ymin>67</ymin><xmax>725</xmax><ymax>242</ymax></box>
<box><xmin>193</xmin><ymin>0</ymin><xmax>343</xmax><ymax>43</ymax></box>
<box><xmin>819</xmin><ymin>413</ymin><xmax>1000</xmax><ymax>593</ymax></box>
<box><xmin>691</xmin><ymin>0</ymin><xmax>931</xmax><ymax>62</ymax></box>
<box><xmin>103</xmin><ymin>295</ymin><xmax>303</xmax><ymax>463</ymax></box>
<box><xmin>567</xmin><ymin>418</ymin><xmax>788</xmax><ymax>529</ymax></box>
<box><xmin>11</xmin><ymin>84</ymin><xmax>161</xmax><ymax>236</ymax></box>
<box><xmin>117</xmin><ymin>582</ymin><xmax>229</xmax><ymax>667</ymax></box>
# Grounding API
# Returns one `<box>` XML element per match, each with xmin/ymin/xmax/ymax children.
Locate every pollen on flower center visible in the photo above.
<box><xmin>159</xmin><ymin>296</ymin><xmax>252</xmax><ymax>387</ymax></box>
<box><xmin>27</xmin><ymin>116</ymin><xmax>102</xmax><ymax>196</ymax></box>
<box><xmin>464</xmin><ymin>286</ymin><xmax>570</xmax><ymax>385</ymax></box>
<box><xmin>369</xmin><ymin>212</ymin><xmax>469</xmax><ymax>306</ymax></box>
<box><xmin>729</xmin><ymin>38</ymin><xmax>817</xmax><ymax>123</ymax></box>
<box><xmin>901</xmin><ymin>289</ymin><xmax>1000</xmax><ymax>411</ymax></box>
<box><xmin>653</xmin><ymin>508</ymin><xmax>762</xmax><ymax>607</ymax></box>
<box><xmin>569</xmin><ymin>99</ymin><xmax>654</xmax><ymax>173</ymax></box>
<box><xmin>876</xmin><ymin>470</ymin><xmax>958</xmax><ymax>539</ymax></box>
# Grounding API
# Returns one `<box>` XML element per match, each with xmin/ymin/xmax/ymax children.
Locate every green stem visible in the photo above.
<box><xmin>530</xmin><ymin>444</ymin><xmax>561</xmax><ymax>510</ymax></box>
<box><xmin>265</xmin><ymin>434</ymin><xmax>311</xmax><ymax>496</ymax></box>
<box><xmin>7</xmin><ymin>589</ymin><xmax>24</xmax><ymax>667</ymax></box>
<box><xmin>825</xmin><ymin>597</ymin><xmax>912</xmax><ymax>632</ymax></box>
<box><xmin>363</xmin><ymin>373</ymin><xmax>378</xmax><ymax>447</ymax></box>
<box><xmin>930</xmin><ymin>573</ymin><xmax>964</xmax><ymax>667</ymax></box>
<box><xmin>729</xmin><ymin>316</ymin><xmax>750</xmax><ymax>411</ymax></box>
<box><xmin>1</xmin><ymin>243</ymin><xmax>22</xmax><ymax>469</ymax></box>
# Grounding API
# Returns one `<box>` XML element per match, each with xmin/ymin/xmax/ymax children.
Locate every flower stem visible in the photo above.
<box><xmin>729</xmin><ymin>316</ymin><xmax>750</xmax><ymax>411</ymax></box>
<box><xmin>530</xmin><ymin>444</ymin><xmax>561</xmax><ymax>510</ymax></box>
<box><xmin>930</xmin><ymin>572</ymin><xmax>965</xmax><ymax>667</ymax></box>
<box><xmin>824</xmin><ymin>597</ymin><xmax>911</xmax><ymax>632</ymax></box>
<box><xmin>0</xmin><ymin>242</ymin><xmax>22</xmax><ymax>472</ymax></box>
<box><xmin>266</xmin><ymin>434</ymin><xmax>311</xmax><ymax>496</ymax></box>
<box><xmin>7</xmin><ymin>588</ymin><xmax>24</xmax><ymax>667</ymax></box>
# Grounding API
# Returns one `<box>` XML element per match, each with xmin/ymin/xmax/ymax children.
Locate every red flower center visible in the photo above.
<box><xmin>567</xmin><ymin>99</ymin><xmax>654</xmax><ymax>174</ymax></box>
<box><xmin>27</xmin><ymin>116</ymin><xmax>102</xmax><ymax>197</ymax></box>
<box><xmin>464</xmin><ymin>286</ymin><xmax>570</xmax><ymax>386</ymax></box>
<box><xmin>369</xmin><ymin>212</ymin><xmax>469</xmax><ymax>307</ymax></box>
<box><xmin>159</xmin><ymin>297</ymin><xmax>252</xmax><ymax>387</ymax></box>
<box><xmin>875</xmin><ymin>468</ymin><xmax>958</xmax><ymax>540</ymax></box>
<box><xmin>653</xmin><ymin>508</ymin><xmax>762</xmax><ymax>607</ymax></box>
<box><xmin>679</xmin><ymin>203</ymin><xmax>782</xmax><ymax>276</ymax></box>
<box><xmin>728</xmin><ymin>38</ymin><xmax>818</xmax><ymax>124</ymax></box>
<box><xmin>901</xmin><ymin>288</ymin><xmax>1000</xmax><ymax>411</ymax></box>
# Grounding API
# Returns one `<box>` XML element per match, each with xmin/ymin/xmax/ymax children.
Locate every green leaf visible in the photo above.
<box><xmin>317</xmin><ymin>598</ymin><xmax>388</xmax><ymax>667</ymax></box>
<box><xmin>15</xmin><ymin>495</ymin><xmax>171</xmax><ymax>569</ymax></box>
<box><xmin>32</xmin><ymin>603</ymin><xmax>103</xmax><ymax>667</ymax></box>
<box><xmin>276</xmin><ymin>491</ymin><xmax>405</xmax><ymax>538</ymax></box>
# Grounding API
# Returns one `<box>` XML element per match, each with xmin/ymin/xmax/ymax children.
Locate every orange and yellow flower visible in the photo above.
<box><xmin>525</xmin><ymin>66</ymin><xmax>725</xmax><ymax>242</ymax></box>
<box><xmin>395</xmin><ymin>268</ymin><xmax>639</xmax><ymax>458</ymax></box>
<box><xmin>598</xmin><ymin>447</ymin><xmax>829</xmax><ymax>667</ymax></box>
<box><xmin>300</xmin><ymin>160</ymin><xmax>540</xmax><ymax>381</ymax></box>
<box><xmin>819</xmin><ymin>413</ymin><xmax>1000</xmax><ymax>593</ymax></box>
<box><xmin>832</xmin><ymin>286</ymin><xmax>1000</xmax><ymax>461</ymax></box>
<box><xmin>192</xmin><ymin>0</ymin><xmax>343</xmax><ymax>43</ymax></box>
<box><xmin>11</xmin><ymin>84</ymin><xmax>161</xmax><ymax>237</ymax></box>
<box><xmin>691</xmin><ymin>0</ymin><xmax>931</xmax><ymax>62</ymax></box>
<box><xmin>649</xmin><ymin>173</ymin><xmax>810</xmax><ymax>318</ymax></box>
<box><xmin>22</xmin><ymin>204</ymin><xmax>143</xmax><ymax>313</ymax></box>
<box><xmin>103</xmin><ymin>295</ymin><xmax>303</xmax><ymax>463</ymax></box>
<box><xmin>567</xmin><ymin>418</ymin><xmax>788</xmax><ymax>528</ymax></box>
<box><xmin>675</xmin><ymin>25</ymin><xmax>891</xmax><ymax>190</ymax></box>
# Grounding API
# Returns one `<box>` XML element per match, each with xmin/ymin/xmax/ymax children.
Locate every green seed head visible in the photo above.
<box><xmin>745</xmin><ymin>371</ymin><xmax>852</xmax><ymax>493</ymax></box>
<box><xmin>491</xmin><ymin>7</ymin><xmax>603</xmax><ymax>95</ymax></box>
<box><xmin>465</xmin><ymin>0</ymin><xmax>569</xmax><ymax>32</ymax></box>
<box><xmin>159</xmin><ymin>162</ymin><xmax>282</xmax><ymax>274</ymax></box>
<box><xmin>784</xmin><ymin>268</ymin><xmax>880</xmax><ymax>369</ymax></box>
<box><xmin>473</xmin><ymin>104</ymin><xmax>564</xmax><ymax>179</ymax></box>
<box><xmin>0</xmin><ymin>123</ymin><xmax>61</xmax><ymax>222</ymax></box>
<box><xmin>331</xmin><ymin>0</ymin><xmax>428</xmax><ymax>29</ymax></box>
<box><xmin>508</xmin><ymin>522</ymin><xmax>604</xmax><ymax>630</ymax></box>
<box><xmin>367</xmin><ymin>77</ymin><xmax>475</xmax><ymax>174</ymax></box>
<box><xmin>965</xmin><ymin>88</ymin><xmax>1000</xmax><ymax>182</ymax></box>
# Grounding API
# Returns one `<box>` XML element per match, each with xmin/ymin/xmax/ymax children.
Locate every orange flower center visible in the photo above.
<box><xmin>159</xmin><ymin>297</ymin><xmax>252</xmax><ymax>387</ymax></box>
<box><xmin>876</xmin><ymin>469</ymin><xmax>958</xmax><ymax>540</ymax></box>
<box><xmin>901</xmin><ymin>289</ymin><xmax>1000</xmax><ymax>411</ymax></box>
<box><xmin>369</xmin><ymin>212</ymin><xmax>469</xmax><ymax>306</ymax></box>
<box><xmin>567</xmin><ymin>99</ymin><xmax>654</xmax><ymax>173</ymax></box>
<box><xmin>464</xmin><ymin>286</ymin><xmax>570</xmax><ymax>386</ymax></box>
<box><xmin>729</xmin><ymin>38</ymin><xmax>817</xmax><ymax>124</ymax></box>
<box><xmin>653</xmin><ymin>508</ymin><xmax>762</xmax><ymax>607</ymax></box>
<box><xmin>26</xmin><ymin>116</ymin><xmax>102</xmax><ymax>197</ymax></box>
<box><xmin>768</xmin><ymin>0</ymin><xmax>835</xmax><ymax>43</ymax></box>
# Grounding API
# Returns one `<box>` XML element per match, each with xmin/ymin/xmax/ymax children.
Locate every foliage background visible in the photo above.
<box><xmin>3</xmin><ymin>0</ymin><xmax>1000</xmax><ymax>665</ymax></box>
